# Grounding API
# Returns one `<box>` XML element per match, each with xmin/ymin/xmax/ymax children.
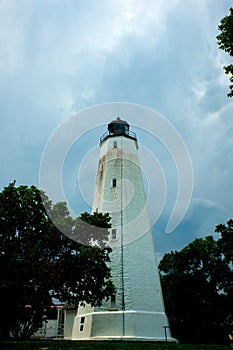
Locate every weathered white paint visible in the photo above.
<box><xmin>63</xmin><ymin>309</ymin><xmax>77</xmax><ymax>339</ymax></box>
<box><xmin>72</xmin><ymin>126</ymin><xmax>175</xmax><ymax>341</ymax></box>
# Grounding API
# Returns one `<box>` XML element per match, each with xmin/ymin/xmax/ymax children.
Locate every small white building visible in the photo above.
<box><xmin>32</xmin><ymin>304</ymin><xmax>65</xmax><ymax>339</ymax></box>
<box><xmin>32</xmin><ymin>303</ymin><xmax>76</xmax><ymax>339</ymax></box>
<box><xmin>71</xmin><ymin>117</ymin><xmax>176</xmax><ymax>341</ymax></box>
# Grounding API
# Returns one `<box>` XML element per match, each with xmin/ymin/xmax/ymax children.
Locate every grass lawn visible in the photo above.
<box><xmin>0</xmin><ymin>340</ymin><xmax>230</xmax><ymax>350</ymax></box>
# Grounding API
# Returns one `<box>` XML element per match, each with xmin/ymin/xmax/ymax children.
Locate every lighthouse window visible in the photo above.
<box><xmin>110</xmin><ymin>294</ymin><xmax>117</xmax><ymax>309</ymax></box>
<box><xmin>80</xmin><ymin>316</ymin><xmax>85</xmax><ymax>331</ymax></box>
<box><xmin>113</xmin><ymin>141</ymin><xmax>117</xmax><ymax>148</ymax></box>
<box><xmin>111</xmin><ymin>229</ymin><xmax>117</xmax><ymax>239</ymax></box>
<box><xmin>112</xmin><ymin>179</ymin><xmax>117</xmax><ymax>187</ymax></box>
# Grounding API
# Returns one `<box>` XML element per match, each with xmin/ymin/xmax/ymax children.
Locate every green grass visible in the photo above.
<box><xmin>0</xmin><ymin>340</ymin><xmax>230</xmax><ymax>350</ymax></box>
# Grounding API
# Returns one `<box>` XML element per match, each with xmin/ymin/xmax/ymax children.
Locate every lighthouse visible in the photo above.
<box><xmin>71</xmin><ymin>117</ymin><xmax>174</xmax><ymax>341</ymax></box>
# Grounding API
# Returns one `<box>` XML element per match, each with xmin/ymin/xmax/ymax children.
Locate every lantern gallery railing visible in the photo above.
<box><xmin>100</xmin><ymin>129</ymin><xmax>137</xmax><ymax>143</ymax></box>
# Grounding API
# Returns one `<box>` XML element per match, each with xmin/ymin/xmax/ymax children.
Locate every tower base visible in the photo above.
<box><xmin>71</xmin><ymin>310</ymin><xmax>177</xmax><ymax>342</ymax></box>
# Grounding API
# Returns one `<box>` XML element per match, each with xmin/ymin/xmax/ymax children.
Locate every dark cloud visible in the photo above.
<box><xmin>0</xmin><ymin>0</ymin><xmax>232</xmax><ymax>254</ymax></box>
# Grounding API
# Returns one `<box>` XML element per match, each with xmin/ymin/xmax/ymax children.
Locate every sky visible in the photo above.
<box><xmin>0</xmin><ymin>0</ymin><xmax>233</xmax><ymax>256</ymax></box>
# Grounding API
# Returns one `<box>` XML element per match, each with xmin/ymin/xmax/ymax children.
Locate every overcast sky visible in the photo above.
<box><xmin>1</xmin><ymin>0</ymin><xmax>233</xmax><ymax>255</ymax></box>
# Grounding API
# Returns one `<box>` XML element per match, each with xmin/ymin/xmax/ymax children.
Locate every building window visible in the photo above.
<box><xmin>112</xmin><ymin>179</ymin><xmax>116</xmax><ymax>187</ymax></box>
<box><xmin>110</xmin><ymin>294</ymin><xmax>117</xmax><ymax>309</ymax></box>
<box><xmin>113</xmin><ymin>141</ymin><xmax>117</xmax><ymax>148</ymax></box>
<box><xmin>46</xmin><ymin>307</ymin><xmax>58</xmax><ymax>320</ymax></box>
<box><xmin>111</xmin><ymin>229</ymin><xmax>117</xmax><ymax>240</ymax></box>
<box><xmin>80</xmin><ymin>316</ymin><xmax>85</xmax><ymax>331</ymax></box>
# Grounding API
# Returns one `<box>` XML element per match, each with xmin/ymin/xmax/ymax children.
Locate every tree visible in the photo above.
<box><xmin>159</xmin><ymin>229</ymin><xmax>232</xmax><ymax>344</ymax></box>
<box><xmin>217</xmin><ymin>7</ymin><xmax>233</xmax><ymax>97</ymax></box>
<box><xmin>0</xmin><ymin>182</ymin><xmax>115</xmax><ymax>339</ymax></box>
<box><xmin>73</xmin><ymin>211</ymin><xmax>112</xmax><ymax>248</ymax></box>
<box><xmin>216</xmin><ymin>219</ymin><xmax>233</xmax><ymax>264</ymax></box>
<box><xmin>215</xmin><ymin>219</ymin><xmax>233</xmax><ymax>330</ymax></box>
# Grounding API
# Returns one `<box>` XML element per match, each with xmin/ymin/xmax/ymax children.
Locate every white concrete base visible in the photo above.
<box><xmin>71</xmin><ymin>310</ymin><xmax>176</xmax><ymax>342</ymax></box>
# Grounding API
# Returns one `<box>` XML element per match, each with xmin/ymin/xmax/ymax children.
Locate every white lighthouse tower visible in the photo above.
<box><xmin>71</xmin><ymin>117</ymin><xmax>174</xmax><ymax>341</ymax></box>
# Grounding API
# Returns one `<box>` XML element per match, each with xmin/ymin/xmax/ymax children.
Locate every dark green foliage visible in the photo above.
<box><xmin>0</xmin><ymin>182</ymin><xmax>115</xmax><ymax>339</ymax></box>
<box><xmin>73</xmin><ymin>211</ymin><xmax>112</xmax><ymax>248</ymax></box>
<box><xmin>159</xmin><ymin>220</ymin><xmax>233</xmax><ymax>344</ymax></box>
<box><xmin>217</xmin><ymin>8</ymin><xmax>233</xmax><ymax>97</ymax></box>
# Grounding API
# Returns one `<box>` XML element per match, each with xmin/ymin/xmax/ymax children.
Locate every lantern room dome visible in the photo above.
<box><xmin>108</xmin><ymin>117</ymin><xmax>129</xmax><ymax>134</ymax></box>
